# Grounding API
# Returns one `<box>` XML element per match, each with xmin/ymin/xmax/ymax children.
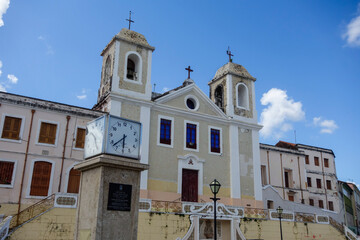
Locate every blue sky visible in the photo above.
<box><xmin>0</xmin><ymin>1</ymin><xmax>360</xmax><ymax>184</ymax></box>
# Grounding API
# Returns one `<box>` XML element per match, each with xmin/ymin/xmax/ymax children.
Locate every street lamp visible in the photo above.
<box><xmin>276</xmin><ymin>206</ymin><xmax>284</xmax><ymax>240</ymax></box>
<box><xmin>210</xmin><ymin>179</ymin><xmax>221</xmax><ymax>240</ymax></box>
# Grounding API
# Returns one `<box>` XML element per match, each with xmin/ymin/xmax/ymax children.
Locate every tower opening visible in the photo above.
<box><xmin>127</xmin><ymin>58</ymin><xmax>136</xmax><ymax>80</ymax></box>
<box><xmin>214</xmin><ymin>85</ymin><xmax>224</xmax><ymax>111</ymax></box>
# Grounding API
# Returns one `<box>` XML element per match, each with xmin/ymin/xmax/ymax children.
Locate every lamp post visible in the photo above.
<box><xmin>277</xmin><ymin>206</ymin><xmax>284</xmax><ymax>240</ymax></box>
<box><xmin>210</xmin><ymin>179</ymin><xmax>221</xmax><ymax>240</ymax></box>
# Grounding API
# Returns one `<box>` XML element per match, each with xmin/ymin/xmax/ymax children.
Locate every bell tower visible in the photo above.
<box><xmin>95</xmin><ymin>28</ymin><xmax>155</xmax><ymax>112</ymax></box>
<box><xmin>209</xmin><ymin>60</ymin><xmax>257</xmax><ymax>122</ymax></box>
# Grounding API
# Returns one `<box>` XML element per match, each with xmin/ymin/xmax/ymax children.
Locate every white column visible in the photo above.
<box><xmin>140</xmin><ymin>105</ymin><xmax>151</xmax><ymax>190</ymax></box>
<box><xmin>109</xmin><ymin>100</ymin><xmax>121</xmax><ymax>117</ymax></box>
<box><xmin>145</xmin><ymin>49</ymin><xmax>153</xmax><ymax>100</ymax></box>
<box><xmin>252</xmin><ymin>129</ymin><xmax>262</xmax><ymax>201</ymax></box>
<box><xmin>226</xmin><ymin>75</ymin><xmax>234</xmax><ymax>116</ymax></box>
<box><xmin>111</xmin><ymin>41</ymin><xmax>121</xmax><ymax>92</ymax></box>
<box><xmin>230</xmin><ymin>124</ymin><xmax>241</xmax><ymax>198</ymax></box>
<box><xmin>251</xmin><ymin>81</ymin><xmax>257</xmax><ymax>120</ymax></box>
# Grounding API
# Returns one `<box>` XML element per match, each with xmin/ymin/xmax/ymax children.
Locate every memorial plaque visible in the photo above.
<box><xmin>107</xmin><ymin>183</ymin><xmax>132</xmax><ymax>211</ymax></box>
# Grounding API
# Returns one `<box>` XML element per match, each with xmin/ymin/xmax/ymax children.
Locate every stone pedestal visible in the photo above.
<box><xmin>74</xmin><ymin>154</ymin><xmax>149</xmax><ymax>240</ymax></box>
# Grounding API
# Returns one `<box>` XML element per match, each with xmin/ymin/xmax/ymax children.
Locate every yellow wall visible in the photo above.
<box><xmin>137</xmin><ymin>212</ymin><xmax>191</xmax><ymax>240</ymax></box>
<box><xmin>7</xmin><ymin>207</ymin><xmax>346</xmax><ymax>240</ymax></box>
<box><xmin>9</xmin><ymin>208</ymin><xmax>76</xmax><ymax>240</ymax></box>
<box><xmin>240</xmin><ymin>219</ymin><xmax>346</xmax><ymax>240</ymax></box>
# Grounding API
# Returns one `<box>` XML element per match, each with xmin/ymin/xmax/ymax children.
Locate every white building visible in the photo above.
<box><xmin>260</xmin><ymin>141</ymin><xmax>340</xmax><ymax>213</ymax></box>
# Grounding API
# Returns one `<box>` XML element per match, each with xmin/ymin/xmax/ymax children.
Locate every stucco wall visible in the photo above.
<box><xmin>9</xmin><ymin>208</ymin><xmax>76</xmax><ymax>240</ymax></box>
<box><xmin>239</xmin><ymin>129</ymin><xmax>254</xmax><ymax>198</ymax></box>
<box><xmin>0</xmin><ymin>99</ymin><xmax>99</xmax><ymax>208</ymax></box>
<box><xmin>147</xmin><ymin>109</ymin><xmax>231</xmax><ymax>201</ymax></box>
<box><xmin>240</xmin><ymin>218</ymin><xmax>346</xmax><ymax>240</ymax></box>
<box><xmin>117</xmin><ymin>41</ymin><xmax>149</xmax><ymax>94</ymax></box>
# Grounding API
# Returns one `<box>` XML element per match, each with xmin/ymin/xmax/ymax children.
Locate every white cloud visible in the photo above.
<box><xmin>343</xmin><ymin>3</ymin><xmax>360</xmax><ymax>47</ymax></box>
<box><xmin>77</xmin><ymin>95</ymin><xmax>86</xmax><ymax>100</ymax></box>
<box><xmin>0</xmin><ymin>60</ymin><xmax>2</xmax><ymax>77</ymax></box>
<box><xmin>162</xmin><ymin>87</ymin><xmax>170</xmax><ymax>93</ymax></box>
<box><xmin>0</xmin><ymin>0</ymin><xmax>10</xmax><ymax>27</ymax></box>
<box><xmin>260</xmin><ymin>88</ymin><xmax>305</xmax><ymax>138</ymax></box>
<box><xmin>7</xmin><ymin>74</ymin><xmax>17</xmax><ymax>84</ymax></box>
<box><xmin>38</xmin><ymin>35</ymin><xmax>55</xmax><ymax>55</ymax></box>
<box><xmin>313</xmin><ymin>117</ymin><xmax>338</xmax><ymax>134</ymax></box>
<box><xmin>0</xmin><ymin>83</ymin><xmax>6</xmax><ymax>92</ymax></box>
<box><xmin>76</xmin><ymin>89</ymin><xmax>87</xmax><ymax>100</ymax></box>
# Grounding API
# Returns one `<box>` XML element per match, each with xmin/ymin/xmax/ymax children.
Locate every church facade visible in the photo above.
<box><xmin>93</xmin><ymin>28</ymin><xmax>263</xmax><ymax>208</ymax></box>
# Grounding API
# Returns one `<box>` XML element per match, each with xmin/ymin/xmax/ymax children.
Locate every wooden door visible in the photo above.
<box><xmin>181</xmin><ymin>169</ymin><xmax>198</xmax><ymax>202</ymax></box>
<box><xmin>67</xmin><ymin>168</ymin><xmax>81</xmax><ymax>193</ymax></box>
<box><xmin>30</xmin><ymin>161</ymin><xmax>52</xmax><ymax>196</ymax></box>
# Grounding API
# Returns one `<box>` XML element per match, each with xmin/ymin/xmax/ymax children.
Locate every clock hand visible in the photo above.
<box><xmin>90</xmin><ymin>133</ymin><xmax>99</xmax><ymax>150</ymax></box>
<box><xmin>112</xmin><ymin>134</ymin><xmax>127</xmax><ymax>147</ymax></box>
<box><xmin>122</xmin><ymin>134</ymin><xmax>127</xmax><ymax>149</ymax></box>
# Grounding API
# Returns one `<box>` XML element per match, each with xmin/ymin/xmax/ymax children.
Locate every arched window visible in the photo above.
<box><xmin>124</xmin><ymin>52</ymin><xmax>142</xmax><ymax>83</ymax></box>
<box><xmin>214</xmin><ymin>85</ymin><xmax>224</xmax><ymax>111</ymax></box>
<box><xmin>30</xmin><ymin>161</ymin><xmax>52</xmax><ymax>196</ymax></box>
<box><xmin>127</xmin><ymin>59</ymin><xmax>136</xmax><ymax>79</ymax></box>
<box><xmin>103</xmin><ymin>56</ymin><xmax>112</xmax><ymax>84</ymax></box>
<box><xmin>67</xmin><ymin>168</ymin><xmax>81</xmax><ymax>193</ymax></box>
<box><xmin>236</xmin><ymin>83</ymin><xmax>249</xmax><ymax>109</ymax></box>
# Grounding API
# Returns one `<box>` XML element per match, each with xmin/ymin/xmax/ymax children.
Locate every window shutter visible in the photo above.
<box><xmin>30</xmin><ymin>161</ymin><xmax>52</xmax><ymax>196</ymax></box>
<box><xmin>1</xmin><ymin>116</ymin><xmax>22</xmax><ymax>140</ymax></box>
<box><xmin>0</xmin><ymin>161</ymin><xmax>15</xmax><ymax>184</ymax></box>
<box><xmin>75</xmin><ymin>128</ymin><xmax>85</xmax><ymax>148</ymax></box>
<box><xmin>67</xmin><ymin>168</ymin><xmax>81</xmax><ymax>193</ymax></box>
<box><xmin>39</xmin><ymin>122</ymin><xmax>57</xmax><ymax>144</ymax></box>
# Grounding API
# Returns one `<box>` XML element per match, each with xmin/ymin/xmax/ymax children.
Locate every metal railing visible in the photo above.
<box><xmin>0</xmin><ymin>216</ymin><xmax>12</xmax><ymax>240</ymax></box>
<box><xmin>9</xmin><ymin>194</ymin><xmax>56</xmax><ymax>229</ymax></box>
<box><xmin>140</xmin><ymin>199</ymin><xmax>346</xmax><ymax>234</ymax></box>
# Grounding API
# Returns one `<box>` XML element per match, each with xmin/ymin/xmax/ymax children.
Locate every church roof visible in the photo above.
<box><xmin>209</xmin><ymin>62</ymin><xmax>256</xmax><ymax>84</ymax></box>
<box><xmin>152</xmin><ymin>79</ymin><xmax>194</xmax><ymax>101</ymax></box>
<box><xmin>116</xmin><ymin>28</ymin><xmax>155</xmax><ymax>50</ymax></box>
<box><xmin>101</xmin><ymin>28</ymin><xmax>155</xmax><ymax>55</ymax></box>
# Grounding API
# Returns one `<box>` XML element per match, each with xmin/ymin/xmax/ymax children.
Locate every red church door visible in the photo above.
<box><xmin>181</xmin><ymin>169</ymin><xmax>198</xmax><ymax>202</ymax></box>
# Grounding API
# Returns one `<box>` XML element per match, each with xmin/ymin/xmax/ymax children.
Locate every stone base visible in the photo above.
<box><xmin>74</xmin><ymin>154</ymin><xmax>149</xmax><ymax>240</ymax></box>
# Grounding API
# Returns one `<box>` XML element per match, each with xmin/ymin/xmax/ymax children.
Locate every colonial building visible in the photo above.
<box><xmin>0</xmin><ymin>92</ymin><xmax>103</xmax><ymax>217</ymax></box>
<box><xmin>260</xmin><ymin>141</ymin><xmax>340</xmax><ymax>213</ymax></box>
<box><xmin>339</xmin><ymin>181</ymin><xmax>360</xmax><ymax>234</ymax></box>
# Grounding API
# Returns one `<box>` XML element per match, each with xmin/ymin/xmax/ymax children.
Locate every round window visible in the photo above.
<box><xmin>186</xmin><ymin>98</ymin><xmax>196</xmax><ymax>110</ymax></box>
<box><xmin>185</xmin><ymin>95</ymin><xmax>199</xmax><ymax>111</ymax></box>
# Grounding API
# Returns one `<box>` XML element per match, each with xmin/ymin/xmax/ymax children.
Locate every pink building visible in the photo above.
<box><xmin>0</xmin><ymin>92</ymin><xmax>102</xmax><ymax>216</ymax></box>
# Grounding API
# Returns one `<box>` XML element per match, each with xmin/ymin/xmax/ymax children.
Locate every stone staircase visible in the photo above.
<box><xmin>6</xmin><ymin>193</ymin><xmax>78</xmax><ymax>238</ymax></box>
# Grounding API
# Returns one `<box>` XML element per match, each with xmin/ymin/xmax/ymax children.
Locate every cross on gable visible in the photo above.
<box><xmin>126</xmin><ymin>11</ymin><xmax>135</xmax><ymax>30</ymax></box>
<box><xmin>226</xmin><ymin>47</ymin><xmax>234</xmax><ymax>62</ymax></box>
<box><xmin>185</xmin><ymin>66</ymin><xmax>193</xmax><ymax>79</ymax></box>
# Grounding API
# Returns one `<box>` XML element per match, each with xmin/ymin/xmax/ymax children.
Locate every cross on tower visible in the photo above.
<box><xmin>126</xmin><ymin>11</ymin><xmax>134</xmax><ymax>30</ymax></box>
<box><xmin>185</xmin><ymin>66</ymin><xmax>193</xmax><ymax>79</ymax></box>
<box><xmin>226</xmin><ymin>47</ymin><xmax>234</xmax><ymax>62</ymax></box>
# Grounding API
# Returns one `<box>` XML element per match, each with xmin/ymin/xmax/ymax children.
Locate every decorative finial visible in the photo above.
<box><xmin>185</xmin><ymin>66</ymin><xmax>193</xmax><ymax>79</ymax></box>
<box><xmin>226</xmin><ymin>46</ymin><xmax>234</xmax><ymax>62</ymax></box>
<box><xmin>126</xmin><ymin>11</ymin><xmax>134</xmax><ymax>30</ymax></box>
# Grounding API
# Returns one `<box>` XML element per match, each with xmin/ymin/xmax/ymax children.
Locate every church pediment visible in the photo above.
<box><xmin>154</xmin><ymin>83</ymin><xmax>227</xmax><ymax>118</ymax></box>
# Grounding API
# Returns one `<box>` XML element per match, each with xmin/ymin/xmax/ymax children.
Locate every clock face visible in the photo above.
<box><xmin>106</xmin><ymin>117</ymin><xmax>141</xmax><ymax>159</ymax></box>
<box><xmin>84</xmin><ymin>116</ymin><xmax>105</xmax><ymax>159</ymax></box>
